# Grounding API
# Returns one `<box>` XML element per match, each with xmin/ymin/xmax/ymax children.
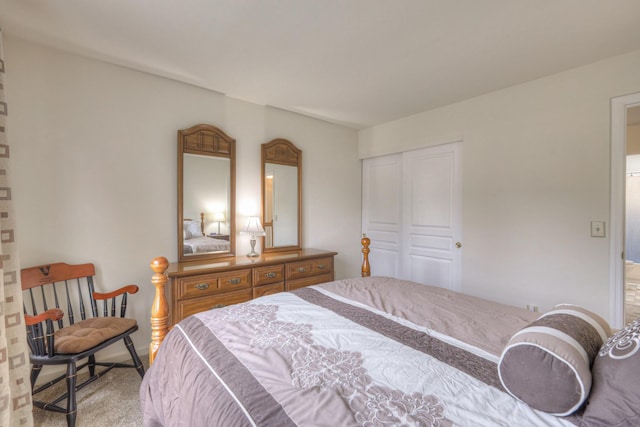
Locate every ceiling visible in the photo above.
<box><xmin>2</xmin><ymin>1</ymin><xmax>640</xmax><ymax>129</ymax></box>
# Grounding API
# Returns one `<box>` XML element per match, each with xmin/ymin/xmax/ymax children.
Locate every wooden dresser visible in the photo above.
<box><xmin>165</xmin><ymin>248</ymin><xmax>337</xmax><ymax>325</ymax></box>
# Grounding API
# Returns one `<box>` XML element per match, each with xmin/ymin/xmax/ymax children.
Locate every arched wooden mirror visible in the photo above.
<box><xmin>178</xmin><ymin>124</ymin><xmax>235</xmax><ymax>262</ymax></box>
<box><xmin>261</xmin><ymin>139</ymin><xmax>301</xmax><ymax>253</ymax></box>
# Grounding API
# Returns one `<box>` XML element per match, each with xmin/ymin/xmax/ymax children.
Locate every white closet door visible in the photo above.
<box><xmin>362</xmin><ymin>142</ymin><xmax>462</xmax><ymax>290</ymax></box>
<box><xmin>402</xmin><ymin>143</ymin><xmax>462</xmax><ymax>290</ymax></box>
<box><xmin>362</xmin><ymin>153</ymin><xmax>402</xmax><ymax>278</ymax></box>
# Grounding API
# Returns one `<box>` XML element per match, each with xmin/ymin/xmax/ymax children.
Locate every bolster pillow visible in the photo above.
<box><xmin>497</xmin><ymin>304</ymin><xmax>610</xmax><ymax>416</ymax></box>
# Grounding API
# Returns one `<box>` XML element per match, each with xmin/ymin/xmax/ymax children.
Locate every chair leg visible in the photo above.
<box><xmin>66</xmin><ymin>362</ymin><xmax>77</xmax><ymax>427</ymax></box>
<box><xmin>30</xmin><ymin>364</ymin><xmax>42</xmax><ymax>389</ymax></box>
<box><xmin>123</xmin><ymin>336</ymin><xmax>145</xmax><ymax>378</ymax></box>
<box><xmin>88</xmin><ymin>354</ymin><xmax>96</xmax><ymax>377</ymax></box>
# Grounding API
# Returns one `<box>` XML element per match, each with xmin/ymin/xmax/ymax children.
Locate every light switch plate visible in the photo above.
<box><xmin>591</xmin><ymin>221</ymin><xmax>606</xmax><ymax>238</ymax></box>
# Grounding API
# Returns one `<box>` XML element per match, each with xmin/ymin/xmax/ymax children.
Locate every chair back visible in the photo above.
<box><xmin>21</xmin><ymin>262</ymin><xmax>101</xmax><ymax>328</ymax></box>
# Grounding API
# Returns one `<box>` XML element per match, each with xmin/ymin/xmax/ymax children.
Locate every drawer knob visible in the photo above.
<box><xmin>265</xmin><ymin>272</ymin><xmax>277</xmax><ymax>279</ymax></box>
<box><xmin>228</xmin><ymin>278</ymin><xmax>241</xmax><ymax>285</ymax></box>
<box><xmin>317</xmin><ymin>264</ymin><xmax>326</xmax><ymax>270</ymax></box>
<box><xmin>297</xmin><ymin>267</ymin><xmax>307</xmax><ymax>273</ymax></box>
<box><xmin>195</xmin><ymin>283</ymin><xmax>210</xmax><ymax>290</ymax></box>
<box><xmin>212</xmin><ymin>303</ymin><xmax>226</xmax><ymax>309</ymax></box>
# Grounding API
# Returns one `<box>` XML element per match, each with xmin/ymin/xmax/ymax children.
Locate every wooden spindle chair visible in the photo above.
<box><xmin>21</xmin><ymin>262</ymin><xmax>145</xmax><ymax>427</ymax></box>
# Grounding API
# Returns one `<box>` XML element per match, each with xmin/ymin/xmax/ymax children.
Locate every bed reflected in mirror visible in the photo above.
<box><xmin>182</xmin><ymin>155</ymin><xmax>230</xmax><ymax>256</ymax></box>
<box><xmin>178</xmin><ymin>124</ymin><xmax>236</xmax><ymax>262</ymax></box>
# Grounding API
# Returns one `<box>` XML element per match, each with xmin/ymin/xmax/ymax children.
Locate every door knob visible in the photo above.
<box><xmin>455</xmin><ymin>242</ymin><xmax>462</xmax><ymax>248</ymax></box>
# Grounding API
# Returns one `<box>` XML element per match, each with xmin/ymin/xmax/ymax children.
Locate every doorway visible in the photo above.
<box><xmin>624</xmin><ymin>106</ymin><xmax>640</xmax><ymax>325</ymax></box>
<box><xmin>611</xmin><ymin>93</ymin><xmax>640</xmax><ymax>329</ymax></box>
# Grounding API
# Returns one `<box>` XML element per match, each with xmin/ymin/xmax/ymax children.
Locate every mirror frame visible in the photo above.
<box><xmin>261</xmin><ymin>138</ymin><xmax>302</xmax><ymax>253</ymax></box>
<box><xmin>178</xmin><ymin>124</ymin><xmax>236</xmax><ymax>262</ymax></box>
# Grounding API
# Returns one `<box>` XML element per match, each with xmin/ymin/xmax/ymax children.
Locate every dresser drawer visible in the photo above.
<box><xmin>217</xmin><ymin>270</ymin><xmax>251</xmax><ymax>291</ymax></box>
<box><xmin>253</xmin><ymin>264</ymin><xmax>285</xmax><ymax>286</ymax></box>
<box><xmin>176</xmin><ymin>269</ymin><xmax>251</xmax><ymax>299</ymax></box>
<box><xmin>253</xmin><ymin>282</ymin><xmax>284</xmax><ymax>298</ymax></box>
<box><xmin>176</xmin><ymin>289</ymin><xmax>252</xmax><ymax>319</ymax></box>
<box><xmin>286</xmin><ymin>272</ymin><xmax>333</xmax><ymax>291</ymax></box>
<box><xmin>286</xmin><ymin>257</ymin><xmax>333</xmax><ymax>280</ymax></box>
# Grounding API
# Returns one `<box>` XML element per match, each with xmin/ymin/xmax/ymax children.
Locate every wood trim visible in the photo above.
<box><xmin>261</xmin><ymin>138</ymin><xmax>302</xmax><ymax>253</ymax></box>
<box><xmin>93</xmin><ymin>285</ymin><xmax>139</xmax><ymax>300</ymax></box>
<box><xmin>149</xmin><ymin>257</ymin><xmax>169</xmax><ymax>365</ymax></box>
<box><xmin>263</xmin><ymin>138</ymin><xmax>301</xmax><ymax>166</ymax></box>
<box><xmin>361</xmin><ymin>234</ymin><xmax>370</xmax><ymax>277</ymax></box>
<box><xmin>24</xmin><ymin>308</ymin><xmax>64</xmax><ymax>327</ymax></box>
<box><xmin>178</xmin><ymin>124</ymin><xmax>236</xmax><ymax>263</ymax></box>
<box><xmin>21</xmin><ymin>262</ymin><xmax>96</xmax><ymax>290</ymax></box>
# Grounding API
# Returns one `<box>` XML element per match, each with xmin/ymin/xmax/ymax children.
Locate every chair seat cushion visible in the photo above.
<box><xmin>54</xmin><ymin>317</ymin><xmax>137</xmax><ymax>354</ymax></box>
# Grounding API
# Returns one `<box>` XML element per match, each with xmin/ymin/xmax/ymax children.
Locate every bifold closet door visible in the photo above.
<box><xmin>362</xmin><ymin>153</ymin><xmax>403</xmax><ymax>278</ymax></box>
<box><xmin>362</xmin><ymin>142</ymin><xmax>462</xmax><ymax>290</ymax></box>
<box><xmin>401</xmin><ymin>143</ymin><xmax>462</xmax><ymax>291</ymax></box>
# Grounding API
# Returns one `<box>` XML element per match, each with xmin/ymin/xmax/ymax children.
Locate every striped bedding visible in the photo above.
<box><xmin>140</xmin><ymin>276</ymin><xmax>585</xmax><ymax>426</ymax></box>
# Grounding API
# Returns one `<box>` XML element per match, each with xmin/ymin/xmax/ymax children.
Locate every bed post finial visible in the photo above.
<box><xmin>149</xmin><ymin>256</ymin><xmax>169</xmax><ymax>365</ymax></box>
<box><xmin>361</xmin><ymin>234</ymin><xmax>371</xmax><ymax>277</ymax></box>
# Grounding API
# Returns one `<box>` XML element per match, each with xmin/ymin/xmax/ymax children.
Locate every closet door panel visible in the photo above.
<box><xmin>362</xmin><ymin>154</ymin><xmax>402</xmax><ymax>278</ymax></box>
<box><xmin>409</xmin><ymin>254</ymin><xmax>452</xmax><ymax>288</ymax></box>
<box><xmin>402</xmin><ymin>143</ymin><xmax>462</xmax><ymax>290</ymax></box>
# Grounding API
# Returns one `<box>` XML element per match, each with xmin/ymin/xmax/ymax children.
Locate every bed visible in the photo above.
<box><xmin>183</xmin><ymin>214</ymin><xmax>230</xmax><ymax>255</ymax></box>
<box><xmin>141</xmin><ymin>238</ymin><xmax>640</xmax><ymax>427</ymax></box>
<box><xmin>183</xmin><ymin>235</ymin><xmax>230</xmax><ymax>254</ymax></box>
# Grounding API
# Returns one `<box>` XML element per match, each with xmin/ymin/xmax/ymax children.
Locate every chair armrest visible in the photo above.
<box><xmin>24</xmin><ymin>308</ymin><xmax>64</xmax><ymax>326</ymax></box>
<box><xmin>25</xmin><ymin>308</ymin><xmax>64</xmax><ymax>357</ymax></box>
<box><xmin>93</xmin><ymin>284</ymin><xmax>139</xmax><ymax>300</ymax></box>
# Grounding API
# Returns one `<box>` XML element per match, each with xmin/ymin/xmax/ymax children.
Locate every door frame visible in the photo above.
<box><xmin>610</xmin><ymin>92</ymin><xmax>640</xmax><ymax>329</ymax></box>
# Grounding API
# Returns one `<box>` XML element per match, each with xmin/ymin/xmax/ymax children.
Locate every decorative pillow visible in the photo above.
<box><xmin>184</xmin><ymin>220</ymin><xmax>202</xmax><ymax>239</ymax></box>
<box><xmin>582</xmin><ymin>318</ymin><xmax>640</xmax><ymax>427</ymax></box>
<box><xmin>498</xmin><ymin>304</ymin><xmax>610</xmax><ymax>416</ymax></box>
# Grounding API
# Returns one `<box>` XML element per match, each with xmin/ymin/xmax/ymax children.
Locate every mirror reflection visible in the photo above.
<box><xmin>264</xmin><ymin>163</ymin><xmax>298</xmax><ymax>247</ymax></box>
<box><xmin>182</xmin><ymin>155</ymin><xmax>230</xmax><ymax>256</ymax></box>
<box><xmin>178</xmin><ymin>124</ymin><xmax>236</xmax><ymax>262</ymax></box>
<box><xmin>261</xmin><ymin>139</ymin><xmax>301</xmax><ymax>252</ymax></box>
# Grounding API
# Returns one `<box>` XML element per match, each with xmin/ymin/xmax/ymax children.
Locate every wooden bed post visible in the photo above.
<box><xmin>149</xmin><ymin>256</ymin><xmax>169</xmax><ymax>365</ymax></box>
<box><xmin>361</xmin><ymin>234</ymin><xmax>370</xmax><ymax>277</ymax></box>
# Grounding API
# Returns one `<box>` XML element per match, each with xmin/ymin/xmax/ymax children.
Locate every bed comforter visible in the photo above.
<box><xmin>140</xmin><ymin>276</ymin><xmax>585</xmax><ymax>426</ymax></box>
<box><xmin>183</xmin><ymin>236</ymin><xmax>230</xmax><ymax>254</ymax></box>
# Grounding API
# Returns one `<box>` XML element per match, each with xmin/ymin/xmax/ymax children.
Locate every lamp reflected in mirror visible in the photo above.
<box><xmin>212</xmin><ymin>212</ymin><xmax>225</xmax><ymax>235</ymax></box>
<box><xmin>242</xmin><ymin>216</ymin><xmax>266</xmax><ymax>257</ymax></box>
<box><xmin>178</xmin><ymin>124</ymin><xmax>236</xmax><ymax>262</ymax></box>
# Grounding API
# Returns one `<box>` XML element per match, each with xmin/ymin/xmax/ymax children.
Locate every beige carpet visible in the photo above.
<box><xmin>32</xmin><ymin>358</ymin><xmax>147</xmax><ymax>427</ymax></box>
<box><xmin>626</xmin><ymin>281</ymin><xmax>640</xmax><ymax>325</ymax></box>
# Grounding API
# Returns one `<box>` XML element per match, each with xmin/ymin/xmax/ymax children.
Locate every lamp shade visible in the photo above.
<box><xmin>212</xmin><ymin>212</ymin><xmax>225</xmax><ymax>222</ymax></box>
<box><xmin>241</xmin><ymin>216</ymin><xmax>266</xmax><ymax>236</ymax></box>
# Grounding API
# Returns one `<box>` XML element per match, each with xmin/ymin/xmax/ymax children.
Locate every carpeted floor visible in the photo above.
<box><xmin>32</xmin><ymin>357</ymin><xmax>148</xmax><ymax>427</ymax></box>
<box><xmin>626</xmin><ymin>281</ymin><xmax>640</xmax><ymax>325</ymax></box>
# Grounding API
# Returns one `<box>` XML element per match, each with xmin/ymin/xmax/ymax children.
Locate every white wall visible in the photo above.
<box><xmin>360</xmin><ymin>50</ymin><xmax>640</xmax><ymax>322</ymax></box>
<box><xmin>5</xmin><ymin>36</ymin><xmax>361</xmax><ymax>360</ymax></box>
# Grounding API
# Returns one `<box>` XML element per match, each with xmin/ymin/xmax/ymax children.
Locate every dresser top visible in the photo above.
<box><xmin>166</xmin><ymin>248</ymin><xmax>338</xmax><ymax>278</ymax></box>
